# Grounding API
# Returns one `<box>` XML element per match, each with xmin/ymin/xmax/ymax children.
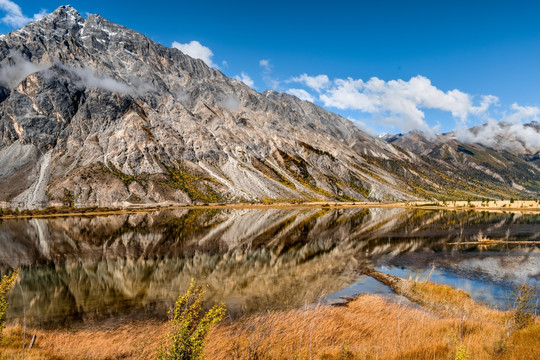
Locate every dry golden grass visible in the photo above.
<box><xmin>408</xmin><ymin>200</ymin><xmax>540</xmax><ymax>212</ymax></box>
<box><xmin>208</xmin><ymin>295</ymin><xmax>460</xmax><ymax>359</ymax></box>
<box><xmin>404</xmin><ymin>280</ymin><xmax>505</xmax><ymax>321</ymax></box>
<box><xmin>206</xmin><ymin>293</ymin><xmax>539</xmax><ymax>360</ymax></box>
<box><xmin>1</xmin><ymin>281</ymin><xmax>538</xmax><ymax>359</ymax></box>
<box><xmin>0</xmin><ymin>321</ymin><xmax>165</xmax><ymax>359</ymax></box>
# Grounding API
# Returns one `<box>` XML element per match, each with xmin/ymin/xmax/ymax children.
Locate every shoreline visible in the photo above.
<box><xmin>2</xmin><ymin>269</ymin><xmax>538</xmax><ymax>359</ymax></box>
<box><xmin>0</xmin><ymin>200</ymin><xmax>539</xmax><ymax>220</ymax></box>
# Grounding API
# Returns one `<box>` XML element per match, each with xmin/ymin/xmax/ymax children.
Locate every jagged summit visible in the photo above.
<box><xmin>14</xmin><ymin>5</ymin><xmax>84</xmax><ymax>35</ymax></box>
<box><xmin>0</xmin><ymin>6</ymin><xmax>538</xmax><ymax>209</ymax></box>
<box><xmin>47</xmin><ymin>5</ymin><xmax>83</xmax><ymax>21</ymax></box>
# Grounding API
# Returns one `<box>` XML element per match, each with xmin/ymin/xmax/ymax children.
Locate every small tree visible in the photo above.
<box><xmin>0</xmin><ymin>270</ymin><xmax>18</xmax><ymax>342</ymax></box>
<box><xmin>157</xmin><ymin>280</ymin><xmax>225</xmax><ymax>360</ymax></box>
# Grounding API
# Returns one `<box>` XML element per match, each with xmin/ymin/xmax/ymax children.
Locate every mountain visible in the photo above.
<box><xmin>383</xmin><ymin>122</ymin><xmax>540</xmax><ymax>199</ymax></box>
<box><xmin>0</xmin><ymin>6</ymin><xmax>538</xmax><ymax>209</ymax></box>
<box><xmin>386</xmin><ymin>122</ymin><xmax>540</xmax><ymax>159</ymax></box>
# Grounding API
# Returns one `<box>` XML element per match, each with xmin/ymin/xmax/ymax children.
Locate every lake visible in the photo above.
<box><xmin>1</xmin><ymin>207</ymin><xmax>538</xmax><ymax>328</ymax></box>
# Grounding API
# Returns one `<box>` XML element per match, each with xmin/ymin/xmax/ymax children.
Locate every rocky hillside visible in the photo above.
<box><xmin>0</xmin><ymin>6</ymin><xmax>538</xmax><ymax>209</ymax></box>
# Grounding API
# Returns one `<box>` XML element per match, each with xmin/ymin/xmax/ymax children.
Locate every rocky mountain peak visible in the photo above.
<box><xmin>82</xmin><ymin>11</ymin><xmax>144</xmax><ymax>44</ymax></box>
<box><xmin>21</xmin><ymin>5</ymin><xmax>84</xmax><ymax>34</ymax></box>
<box><xmin>49</xmin><ymin>5</ymin><xmax>83</xmax><ymax>21</ymax></box>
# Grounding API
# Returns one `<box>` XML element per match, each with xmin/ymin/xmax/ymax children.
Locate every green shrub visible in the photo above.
<box><xmin>157</xmin><ymin>280</ymin><xmax>225</xmax><ymax>360</ymax></box>
<box><xmin>63</xmin><ymin>189</ymin><xmax>74</xmax><ymax>207</ymax></box>
<box><xmin>339</xmin><ymin>341</ymin><xmax>354</xmax><ymax>359</ymax></box>
<box><xmin>164</xmin><ymin>166</ymin><xmax>222</xmax><ymax>203</ymax></box>
<box><xmin>508</xmin><ymin>283</ymin><xmax>538</xmax><ymax>330</ymax></box>
<box><xmin>454</xmin><ymin>344</ymin><xmax>470</xmax><ymax>360</ymax></box>
<box><xmin>0</xmin><ymin>270</ymin><xmax>18</xmax><ymax>342</ymax></box>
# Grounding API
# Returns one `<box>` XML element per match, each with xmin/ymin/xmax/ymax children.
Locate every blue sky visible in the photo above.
<box><xmin>1</xmin><ymin>0</ymin><xmax>540</xmax><ymax>136</ymax></box>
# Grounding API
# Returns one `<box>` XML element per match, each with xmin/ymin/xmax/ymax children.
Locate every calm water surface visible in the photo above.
<box><xmin>0</xmin><ymin>208</ymin><xmax>538</xmax><ymax>327</ymax></box>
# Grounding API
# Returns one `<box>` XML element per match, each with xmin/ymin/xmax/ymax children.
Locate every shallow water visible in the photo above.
<box><xmin>0</xmin><ymin>208</ymin><xmax>538</xmax><ymax>327</ymax></box>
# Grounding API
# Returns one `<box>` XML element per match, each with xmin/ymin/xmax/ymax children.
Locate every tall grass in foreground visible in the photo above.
<box><xmin>0</xmin><ymin>277</ymin><xmax>538</xmax><ymax>359</ymax></box>
<box><xmin>205</xmin><ymin>280</ymin><xmax>539</xmax><ymax>360</ymax></box>
<box><xmin>156</xmin><ymin>279</ymin><xmax>225</xmax><ymax>360</ymax></box>
<box><xmin>0</xmin><ymin>270</ymin><xmax>18</xmax><ymax>343</ymax></box>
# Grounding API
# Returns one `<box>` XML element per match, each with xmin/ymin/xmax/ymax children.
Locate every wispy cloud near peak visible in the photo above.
<box><xmin>286</xmin><ymin>88</ymin><xmax>315</xmax><ymax>102</ymax></box>
<box><xmin>234</xmin><ymin>72</ymin><xmax>254</xmax><ymax>88</ymax></box>
<box><xmin>172</xmin><ymin>40</ymin><xmax>218</xmax><ymax>69</ymax></box>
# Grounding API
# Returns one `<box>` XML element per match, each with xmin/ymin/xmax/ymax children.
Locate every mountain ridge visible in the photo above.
<box><xmin>0</xmin><ymin>5</ymin><xmax>538</xmax><ymax>209</ymax></box>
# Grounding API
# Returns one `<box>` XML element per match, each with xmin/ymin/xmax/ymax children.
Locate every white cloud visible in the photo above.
<box><xmin>286</xmin><ymin>88</ymin><xmax>315</xmax><ymax>102</ymax></box>
<box><xmin>289</xmin><ymin>73</ymin><xmax>330</xmax><ymax>93</ymax></box>
<box><xmin>172</xmin><ymin>40</ymin><xmax>218</xmax><ymax>68</ymax></box>
<box><xmin>174</xmin><ymin>88</ymin><xmax>190</xmax><ymax>104</ymax></box>
<box><xmin>234</xmin><ymin>72</ymin><xmax>254</xmax><ymax>88</ymax></box>
<box><xmin>57</xmin><ymin>64</ymin><xmax>154</xmax><ymax>96</ymax></box>
<box><xmin>0</xmin><ymin>0</ymin><xmax>47</xmax><ymax>28</ymax></box>
<box><xmin>219</xmin><ymin>95</ymin><xmax>241</xmax><ymax>111</ymax></box>
<box><xmin>259</xmin><ymin>59</ymin><xmax>272</xmax><ymax>73</ymax></box>
<box><xmin>505</xmin><ymin>103</ymin><xmax>540</xmax><ymax>124</ymax></box>
<box><xmin>319</xmin><ymin>75</ymin><xmax>498</xmax><ymax>133</ymax></box>
<box><xmin>475</xmin><ymin>95</ymin><xmax>499</xmax><ymax>115</ymax></box>
<box><xmin>320</xmin><ymin>77</ymin><xmax>377</xmax><ymax>111</ymax></box>
<box><xmin>126</xmin><ymin>74</ymin><xmax>157</xmax><ymax>95</ymax></box>
<box><xmin>65</xmin><ymin>65</ymin><xmax>134</xmax><ymax>93</ymax></box>
<box><xmin>454</xmin><ymin>103</ymin><xmax>540</xmax><ymax>151</ymax></box>
<box><xmin>454</xmin><ymin>118</ymin><xmax>540</xmax><ymax>152</ymax></box>
<box><xmin>0</xmin><ymin>53</ymin><xmax>155</xmax><ymax>97</ymax></box>
<box><xmin>0</xmin><ymin>51</ymin><xmax>49</xmax><ymax>88</ymax></box>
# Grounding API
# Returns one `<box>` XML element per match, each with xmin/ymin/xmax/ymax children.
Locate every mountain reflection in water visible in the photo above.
<box><xmin>0</xmin><ymin>208</ymin><xmax>538</xmax><ymax>327</ymax></box>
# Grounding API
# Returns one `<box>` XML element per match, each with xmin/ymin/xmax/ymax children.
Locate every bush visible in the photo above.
<box><xmin>157</xmin><ymin>280</ymin><xmax>225</xmax><ymax>360</ymax></box>
<box><xmin>454</xmin><ymin>344</ymin><xmax>470</xmax><ymax>360</ymax></box>
<box><xmin>508</xmin><ymin>283</ymin><xmax>538</xmax><ymax>330</ymax></box>
<box><xmin>0</xmin><ymin>270</ymin><xmax>18</xmax><ymax>342</ymax></box>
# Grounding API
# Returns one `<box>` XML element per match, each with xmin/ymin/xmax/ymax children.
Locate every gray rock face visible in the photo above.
<box><xmin>0</xmin><ymin>6</ymin><xmax>538</xmax><ymax>209</ymax></box>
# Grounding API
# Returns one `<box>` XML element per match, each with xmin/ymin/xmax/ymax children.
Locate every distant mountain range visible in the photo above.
<box><xmin>0</xmin><ymin>6</ymin><xmax>538</xmax><ymax>209</ymax></box>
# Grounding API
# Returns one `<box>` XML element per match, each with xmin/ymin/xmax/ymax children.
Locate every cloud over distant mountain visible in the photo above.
<box><xmin>318</xmin><ymin>75</ymin><xmax>498</xmax><ymax>133</ymax></box>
